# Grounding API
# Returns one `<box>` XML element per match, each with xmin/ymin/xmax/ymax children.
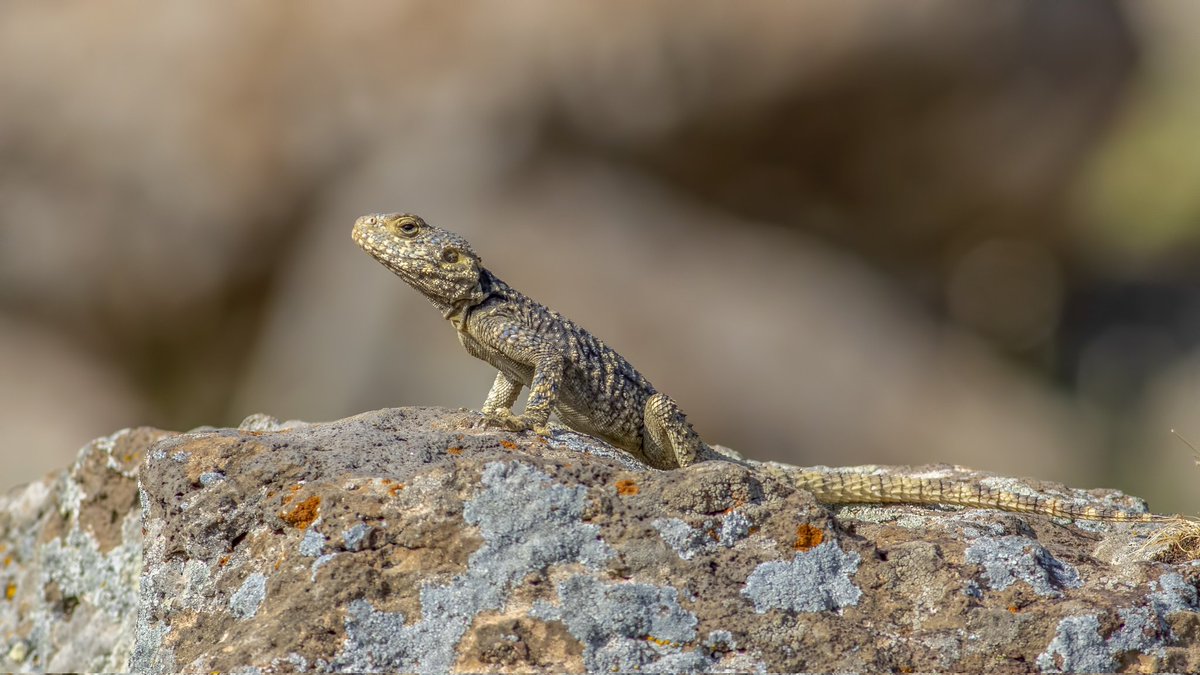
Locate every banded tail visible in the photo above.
<box><xmin>781</xmin><ymin>467</ymin><xmax>1156</xmax><ymax>523</ymax></box>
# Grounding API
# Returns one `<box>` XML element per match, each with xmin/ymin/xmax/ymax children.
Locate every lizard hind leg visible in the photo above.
<box><xmin>643</xmin><ymin>393</ymin><xmax>707</xmax><ymax>469</ymax></box>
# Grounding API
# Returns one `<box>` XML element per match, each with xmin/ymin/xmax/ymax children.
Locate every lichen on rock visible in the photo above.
<box><xmin>3</xmin><ymin>406</ymin><xmax>1199</xmax><ymax>673</ymax></box>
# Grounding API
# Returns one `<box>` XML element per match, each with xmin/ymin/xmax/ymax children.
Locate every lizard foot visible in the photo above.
<box><xmin>482</xmin><ymin>410</ymin><xmax>550</xmax><ymax>437</ymax></box>
<box><xmin>512</xmin><ymin>413</ymin><xmax>551</xmax><ymax>437</ymax></box>
<box><xmin>482</xmin><ymin>409</ymin><xmax>526</xmax><ymax>431</ymax></box>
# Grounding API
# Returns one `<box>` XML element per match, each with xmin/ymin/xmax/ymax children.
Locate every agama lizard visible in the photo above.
<box><xmin>352</xmin><ymin>212</ymin><xmax>1154</xmax><ymax>523</ymax></box>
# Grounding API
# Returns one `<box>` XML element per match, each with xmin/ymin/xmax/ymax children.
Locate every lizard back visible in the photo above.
<box><xmin>465</xmin><ymin>270</ymin><xmax>661</xmax><ymax>451</ymax></box>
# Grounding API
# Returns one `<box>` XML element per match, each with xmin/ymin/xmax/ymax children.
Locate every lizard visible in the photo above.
<box><xmin>352</xmin><ymin>212</ymin><xmax>1156</xmax><ymax>523</ymax></box>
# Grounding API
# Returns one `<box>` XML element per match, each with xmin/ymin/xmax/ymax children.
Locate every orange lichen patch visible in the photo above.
<box><xmin>645</xmin><ymin>635</ymin><xmax>679</xmax><ymax>648</ymax></box>
<box><xmin>447</xmin><ymin>447</ymin><xmax>463</xmax><ymax>456</ymax></box>
<box><xmin>280</xmin><ymin>495</ymin><xmax>321</xmax><ymax>529</ymax></box>
<box><xmin>381</xmin><ymin>478</ymin><xmax>393</xmax><ymax>485</ymax></box>
<box><xmin>389</xmin><ymin>483</ymin><xmax>405</xmax><ymax>496</ymax></box>
<box><xmin>615</xmin><ymin>479</ymin><xmax>639</xmax><ymax>496</ymax></box>
<box><xmin>499</xmin><ymin>440</ymin><xmax>518</xmax><ymax>450</ymax></box>
<box><xmin>218</xmin><ymin>555</ymin><xmax>231</xmax><ymax>567</ymax></box>
<box><xmin>793</xmin><ymin>524</ymin><xmax>825</xmax><ymax>551</ymax></box>
<box><xmin>1008</xmin><ymin>605</ymin><xmax>1020</xmax><ymax>614</ymax></box>
<box><xmin>5</xmin><ymin>583</ymin><xmax>15</xmax><ymax>601</ymax></box>
<box><xmin>3</xmin><ymin>556</ymin><xmax>12</xmax><ymax>567</ymax></box>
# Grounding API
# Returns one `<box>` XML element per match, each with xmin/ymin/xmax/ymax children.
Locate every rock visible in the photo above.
<box><xmin>4</xmin><ymin>407</ymin><xmax>1199</xmax><ymax>672</ymax></box>
<box><xmin>131</xmin><ymin>407</ymin><xmax>1199</xmax><ymax>673</ymax></box>
<box><xmin>0</xmin><ymin>427</ymin><xmax>171</xmax><ymax>672</ymax></box>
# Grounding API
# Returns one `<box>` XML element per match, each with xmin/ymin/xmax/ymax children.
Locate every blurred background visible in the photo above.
<box><xmin>2</xmin><ymin>1</ymin><xmax>1200</xmax><ymax>515</ymax></box>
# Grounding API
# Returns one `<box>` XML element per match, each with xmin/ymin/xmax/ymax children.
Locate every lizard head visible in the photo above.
<box><xmin>353</xmin><ymin>213</ymin><xmax>485</xmax><ymax>310</ymax></box>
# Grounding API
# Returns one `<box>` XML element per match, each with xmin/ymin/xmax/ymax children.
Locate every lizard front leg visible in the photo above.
<box><xmin>480</xmin><ymin>371</ymin><xmax>523</xmax><ymax>429</ymax></box>
<box><xmin>475</xmin><ymin>316</ymin><xmax>564</xmax><ymax>437</ymax></box>
<box><xmin>516</xmin><ymin>347</ymin><xmax>565</xmax><ymax>436</ymax></box>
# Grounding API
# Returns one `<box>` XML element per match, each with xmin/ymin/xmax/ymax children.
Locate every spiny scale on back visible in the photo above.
<box><xmin>352</xmin><ymin>212</ymin><xmax>1156</xmax><ymax>524</ymax></box>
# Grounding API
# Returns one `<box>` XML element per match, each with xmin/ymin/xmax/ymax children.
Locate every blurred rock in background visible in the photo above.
<box><xmin>2</xmin><ymin>0</ymin><xmax>1198</xmax><ymax>515</ymax></box>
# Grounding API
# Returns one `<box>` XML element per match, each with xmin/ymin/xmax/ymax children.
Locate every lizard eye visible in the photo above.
<box><xmin>442</xmin><ymin>249</ymin><xmax>459</xmax><ymax>263</ymax></box>
<box><xmin>398</xmin><ymin>221</ymin><xmax>419</xmax><ymax>236</ymax></box>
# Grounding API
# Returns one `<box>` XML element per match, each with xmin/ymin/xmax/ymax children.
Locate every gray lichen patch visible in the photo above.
<box><xmin>964</xmin><ymin>535</ymin><xmax>1081</xmax><ymax>597</ymax></box>
<box><xmin>742</xmin><ymin>540</ymin><xmax>862</xmax><ymax>613</ymax></box>
<box><xmin>0</xmin><ymin>426</ymin><xmax>167</xmax><ymax>674</ymax></box>
<box><xmin>530</xmin><ymin>575</ymin><xmax>707</xmax><ymax>672</ymax></box>
<box><xmin>1148</xmin><ymin>571</ymin><xmax>1200</xmax><ymax>614</ymax></box>
<box><xmin>39</xmin><ymin>517</ymin><xmax>142</xmax><ymax>620</ymax></box>
<box><xmin>652</xmin><ymin>511</ymin><xmax>751</xmax><ymax>560</ymax></box>
<box><xmin>329</xmin><ymin>460</ymin><xmax>614</xmax><ymax>673</ymax></box>
<box><xmin>463</xmin><ymin>461</ymin><xmax>614</xmax><ymax>573</ymax></box>
<box><xmin>542</xmin><ymin>425</ymin><xmax>649</xmax><ymax>471</ymax></box>
<box><xmin>130</xmin><ymin>620</ymin><xmax>174</xmax><ymax>675</ymax></box>
<box><xmin>1037</xmin><ymin>615</ymin><xmax>1110</xmax><ymax>674</ymax></box>
<box><xmin>178</xmin><ymin>560</ymin><xmax>216</xmax><ymax>609</ymax></box>
<box><xmin>1037</xmin><ymin>573</ymin><xmax>1200</xmax><ymax>673</ymax></box>
<box><xmin>329</xmin><ymin>600</ymin><xmax>412</xmax><ymax>671</ymax></box>
<box><xmin>342</xmin><ymin>523</ymin><xmax>371</xmax><ymax>551</ymax></box>
<box><xmin>299</xmin><ymin>527</ymin><xmax>325</xmax><ymax>557</ymax></box>
<box><xmin>229</xmin><ymin>573</ymin><xmax>267</xmax><ymax>620</ymax></box>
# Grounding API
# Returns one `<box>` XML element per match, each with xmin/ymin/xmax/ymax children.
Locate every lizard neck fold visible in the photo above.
<box><xmin>442</xmin><ymin>268</ymin><xmax>500</xmax><ymax>331</ymax></box>
<box><xmin>443</xmin><ymin>298</ymin><xmax>475</xmax><ymax>331</ymax></box>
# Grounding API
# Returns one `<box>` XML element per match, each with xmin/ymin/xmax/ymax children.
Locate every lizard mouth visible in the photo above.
<box><xmin>355</xmin><ymin>235</ymin><xmax>430</xmax><ymax>284</ymax></box>
<box><xmin>351</xmin><ymin>225</ymin><xmax>392</xmax><ymax>260</ymax></box>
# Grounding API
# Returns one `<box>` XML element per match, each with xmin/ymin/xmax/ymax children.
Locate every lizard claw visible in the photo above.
<box><xmin>482</xmin><ymin>410</ymin><xmax>531</xmax><ymax>432</ymax></box>
<box><xmin>482</xmin><ymin>411</ymin><xmax>551</xmax><ymax>437</ymax></box>
<box><xmin>512</xmin><ymin>413</ymin><xmax>553</xmax><ymax>437</ymax></box>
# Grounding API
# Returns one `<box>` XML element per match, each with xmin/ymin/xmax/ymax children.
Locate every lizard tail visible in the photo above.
<box><xmin>783</xmin><ymin>468</ymin><xmax>1157</xmax><ymax>522</ymax></box>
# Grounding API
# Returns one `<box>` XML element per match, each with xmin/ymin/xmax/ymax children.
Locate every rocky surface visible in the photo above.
<box><xmin>0</xmin><ymin>427</ymin><xmax>170</xmax><ymax>672</ymax></box>
<box><xmin>4</xmin><ymin>406</ymin><xmax>1200</xmax><ymax>672</ymax></box>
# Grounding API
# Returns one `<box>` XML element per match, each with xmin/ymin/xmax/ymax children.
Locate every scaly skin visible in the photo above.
<box><xmin>353</xmin><ymin>212</ymin><xmax>1155</xmax><ymax>522</ymax></box>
